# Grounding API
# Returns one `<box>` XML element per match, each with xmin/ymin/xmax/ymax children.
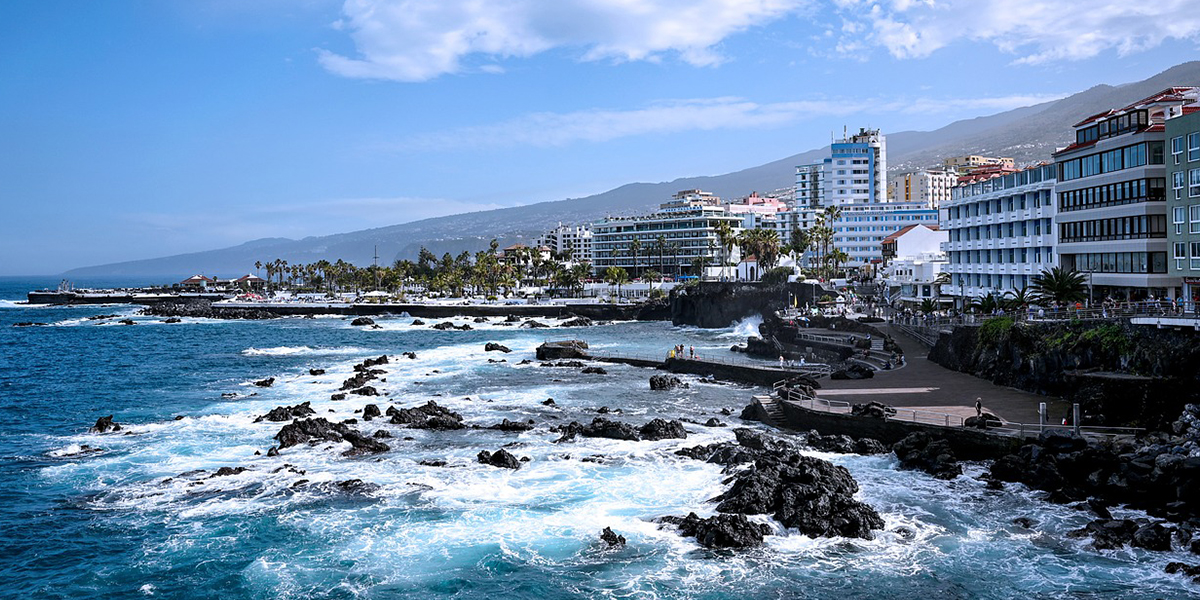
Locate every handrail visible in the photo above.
<box><xmin>772</xmin><ymin>379</ymin><xmax>1144</xmax><ymax>440</ymax></box>
<box><xmin>587</xmin><ymin>349</ymin><xmax>833</xmax><ymax>375</ymax></box>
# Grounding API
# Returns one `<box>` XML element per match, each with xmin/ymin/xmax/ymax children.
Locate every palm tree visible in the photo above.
<box><xmin>643</xmin><ymin>269</ymin><xmax>661</xmax><ymax>291</ymax></box>
<box><xmin>628</xmin><ymin>238</ymin><xmax>643</xmax><ymax>279</ymax></box>
<box><xmin>1031</xmin><ymin>267</ymin><xmax>1087</xmax><ymax>305</ymax></box>
<box><xmin>715</xmin><ymin>220</ymin><xmax>737</xmax><ymax>281</ymax></box>
<box><xmin>1004</xmin><ymin>286</ymin><xmax>1036</xmax><ymax>311</ymax></box>
<box><xmin>603</xmin><ymin>266</ymin><xmax>630</xmax><ymax>300</ymax></box>
<box><xmin>919</xmin><ymin>298</ymin><xmax>938</xmax><ymax>314</ymax></box>
<box><xmin>970</xmin><ymin>293</ymin><xmax>1004</xmax><ymax>314</ymax></box>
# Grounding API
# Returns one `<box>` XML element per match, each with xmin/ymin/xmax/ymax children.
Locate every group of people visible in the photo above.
<box><xmin>777</xmin><ymin>355</ymin><xmax>807</xmax><ymax>368</ymax></box>
<box><xmin>668</xmin><ymin>344</ymin><xmax>698</xmax><ymax>360</ymax></box>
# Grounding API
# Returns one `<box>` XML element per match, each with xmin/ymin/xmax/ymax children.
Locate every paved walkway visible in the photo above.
<box><xmin>815</xmin><ymin>323</ymin><xmax>1069</xmax><ymax>424</ymax></box>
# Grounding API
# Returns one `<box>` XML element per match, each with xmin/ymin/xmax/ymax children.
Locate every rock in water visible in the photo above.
<box><xmin>536</xmin><ymin>340</ymin><xmax>589</xmax><ymax>360</ymax></box>
<box><xmin>89</xmin><ymin>415</ymin><xmax>122</xmax><ymax>433</ymax></box>
<box><xmin>892</xmin><ymin>432</ymin><xmax>962</xmax><ymax>480</ymax></box>
<box><xmin>581</xmin><ymin>366</ymin><xmax>607</xmax><ymax>374</ymax></box>
<box><xmin>254</xmin><ymin>377</ymin><xmax>275</xmax><ymax>388</ymax></box>
<box><xmin>488</xmin><ymin>419</ymin><xmax>534</xmax><ymax>432</ymax></box>
<box><xmin>255</xmin><ymin>402</ymin><xmax>317</xmax><ymax>423</ymax></box>
<box><xmin>554</xmin><ymin>417</ymin><xmax>641</xmax><ymax>442</ymax></box>
<box><xmin>477</xmin><ymin>449</ymin><xmax>522</xmax><ymax>469</ymax></box>
<box><xmin>388</xmin><ymin>401</ymin><xmax>465</xmax><ymax>430</ymax></box>
<box><xmin>714</xmin><ymin>442</ymin><xmax>884</xmax><ymax>540</ymax></box>
<box><xmin>649</xmin><ymin>375</ymin><xmax>687</xmax><ymax>390</ymax></box>
<box><xmin>658</xmin><ymin>512</ymin><xmax>771</xmax><ymax>549</ymax></box>
<box><xmin>362</xmin><ymin>404</ymin><xmax>382</xmax><ymax>421</ymax></box>
<box><xmin>309</xmin><ymin>368</ymin><xmax>326</xmax><ymax>376</ymax></box>
<box><xmin>561</xmin><ymin>317</ymin><xmax>593</xmax><ymax>327</ymax></box>
<box><xmin>600</xmin><ymin>527</ymin><xmax>626</xmax><ymax>547</ymax></box>
<box><xmin>484</xmin><ymin>342</ymin><xmax>512</xmax><ymax>353</ymax></box>
<box><xmin>274</xmin><ymin>418</ymin><xmax>347</xmax><ymax>448</ymax></box>
<box><xmin>350</xmin><ymin>317</ymin><xmax>375</xmax><ymax>327</ymax></box>
<box><xmin>639</xmin><ymin>418</ymin><xmax>687</xmax><ymax>440</ymax></box>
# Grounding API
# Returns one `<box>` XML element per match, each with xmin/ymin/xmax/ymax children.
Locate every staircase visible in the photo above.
<box><xmin>753</xmin><ymin>394</ymin><xmax>787</xmax><ymax>427</ymax></box>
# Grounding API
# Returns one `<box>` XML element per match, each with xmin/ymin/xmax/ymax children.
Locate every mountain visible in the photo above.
<box><xmin>65</xmin><ymin>61</ymin><xmax>1200</xmax><ymax>277</ymax></box>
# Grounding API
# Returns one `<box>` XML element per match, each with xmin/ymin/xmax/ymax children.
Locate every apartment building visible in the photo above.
<box><xmin>1053</xmin><ymin>88</ymin><xmax>1198</xmax><ymax>301</ymax></box>
<box><xmin>889</xmin><ymin>169</ymin><xmax>958</xmax><ymax>208</ymax></box>
<box><xmin>1166</xmin><ymin>107</ymin><xmax>1200</xmax><ymax>302</ymax></box>
<box><xmin>534</xmin><ymin>223</ymin><xmax>594</xmax><ymax>265</ymax></box>
<box><xmin>941</xmin><ymin>163</ymin><xmax>1058</xmax><ymax>302</ymax></box>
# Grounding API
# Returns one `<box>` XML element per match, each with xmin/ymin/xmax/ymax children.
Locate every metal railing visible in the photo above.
<box><xmin>587</xmin><ymin>349</ymin><xmax>834</xmax><ymax>376</ymax></box>
<box><xmin>772</xmin><ymin>380</ymin><xmax>1145</xmax><ymax>441</ymax></box>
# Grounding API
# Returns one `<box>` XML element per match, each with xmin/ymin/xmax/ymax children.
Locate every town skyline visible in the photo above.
<box><xmin>5</xmin><ymin>1</ymin><xmax>1200</xmax><ymax>275</ymax></box>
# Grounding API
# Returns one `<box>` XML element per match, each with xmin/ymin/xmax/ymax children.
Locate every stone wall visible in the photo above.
<box><xmin>669</xmin><ymin>282</ymin><xmax>826</xmax><ymax>328</ymax></box>
<box><xmin>928</xmin><ymin>319</ymin><xmax>1200</xmax><ymax>429</ymax></box>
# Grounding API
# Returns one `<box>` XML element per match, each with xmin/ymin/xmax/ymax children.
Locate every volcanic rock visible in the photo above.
<box><xmin>484</xmin><ymin>342</ymin><xmax>512</xmax><ymax>353</ymax></box>
<box><xmin>350</xmin><ymin>386</ymin><xmax>379</xmax><ymax>396</ymax></box>
<box><xmin>830</xmin><ymin>364</ymin><xmax>874</xmax><ymax>380</ymax></box>
<box><xmin>649</xmin><ymin>375</ymin><xmax>687</xmax><ymax>390</ymax></box>
<box><xmin>658</xmin><ymin>512</ymin><xmax>771</xmax><ymax>549</ymax></box>
<box><xmin>488</xmin><ymin>419</ymin><xmax>534</xmax><ymax>432</ymax></box>
<box><xmin>253</xmin><ymin>377</ymin><xmax>275</xmax><ymax>388</ymax></box>
<box><xmin>89</xmin><ymin>415</ymin><xmax>122</xmax><ymax>433</ymax></box>
<box><xmin>536</xmin><ymin>340</ymin><xmax>588</xmax><ymax>360</ymax></box>
<box><xmin>600</xmin><ymin>527</ymin><xmax>626</xmax><ymax>547</ymax></box>
<box><xmin>892</xmin><ymin>432</ymin><xmax>962</xmax><ymax>480</ymax></box>
<box><xmin>309</xmin><ymin>368</ymin><xmax>326</xmax><ymax>376</ymax></box>
<box><xmin>477</xmin><ymin>449</ymin><xmax>522</xmax><ymax>469</ymax></box>
<box><xmin>639</xmin><ymin>418</ymin><xmax>687</xmax><ymax>441</ymax></box>
<box><xmin>388</xmin><ymin>401</ymin><xmax>465</xmax><ymax>430</ymax></box>
<box><xmin>362</xmin><ymin>404</ymin><xmax>382</xmax><ymax>421</ymax></box>
<box><xmin>255</xmin><ymin>401</ymin><xmax>316</xmax><ymax>423</ymax></box>
<box><xmin>350</xmin><ymin>317</ymin><xmax>375</xmax><ymax>327</ymax></box>
<box><xmin>581</xmin><ymin>366</ymin><xmax>607</xmax><ymax>374</ymax></box>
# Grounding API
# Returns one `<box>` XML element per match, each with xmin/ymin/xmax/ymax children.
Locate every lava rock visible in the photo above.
<box><xmin>350</xmin><ymin>317</ymin><xmax>375</xmax><ymax>327</ymax></box>
<box><xmin>649</xmin><ymin>375</ymin><xmax>687</xmax><ymax>390</ymax></box>
<box><xmin>388</xmin><ymin>401</ymin><xmax>465</xmax><ymax>430</ymax></box>
<box><xmin>411</xmin><ymin>320</ymin><xmax>425</xmax><ymax>326</ymax></box>
<box><xmin>639</xmin><ymin>418</ymin><xmax>687</xmax><ymax>441</ymax></box>
<box><xmin>554</xmin><ymin>417</ymin><xmax>641</xmax><ymax>442</ymax></box>
<box><xmin>1132</xmin><ymin>522</ymin><xmax>1172</xmax><ymax>551</ymax></box>
<box><xmin>485</xmin><ymin>342</ymin><xmax>512</xmax><ymax>353</ymax></box>
<box><xmin>658</xmin><ymin>512</ymin><xmax>771</xmax><ymax>549</ymax></box>
<box><xmin>210</xmin><ymin>466</ymin><xmax>249</xmax><ymax>478</ymax></box>
<box><xmin>520</xmin><ymin>320</ymin><xmax>550</xmax><ymax>329</ymax></box>
<box><xmin>350</xmin><ymin>386</ymin><xmax>379</xmax><ymax>396</ymax></box>
<box><xmin>560</xmin><ymin>317</ymin><xmax>593</xmax><ymax>327</ymax></box>
<box><xmin>253</xmin><ymin>377</ymin><xmax>275</xmax><ymax>388</ymax></box>
<box><xmin>581</xmin><ymin>366</ymin><xmax>607</xmax><ymax>375</ymax></box>
<box><xmin>372</xmin><ymin>430</ymin><xmax>392</xmax><ymax>438</ymax></box>
<box><xmin>88</xmin><ymin>415</ymin><xmax>122</xmax><ymax>433</ymax></box>
<box><xmin>309</xmin><ymin>368</ymin><xmax>326</xmax><ymax>376</ymax></box>
<box><xmin>488</xmin><ymin>419</ymin><xmax>534</xmax><ymax>432</ymax></box>
<box><xmin>477</xmin><ymin>449</ymin><xmax>522</xmax><ymax>469</ymax></box>
<box><xmin>850</xmin><ymin>402</ymin><xmax>896</xmax><ymax>419</ymax></box>
<box><xmin>704</xmin><ymin>418</ymin><xmax>726</xmax><ymax>427</ymax></box>
<box><xmin>330</xmin><ymin>393</ymin><xmax>347</xmax><ymax>401</ymax></box>
<box><xmin>255</xmin><ymin>401</ymin><xmax>316</xmax><ymax>423</ymax></box>
<box><xmin>830</xmin><ymin>364</ymin><xmax>874</xmax><ymax>380</ymax></box>
<box><xmin>892</xmin><ymin>432</ymin><xmax>962</xmax><ymax>480</ymax></box>
<box><xmin>1165</xmin><ymin>562</ymin><xmax>1200</xmax><ymax>582</ymax></box>
<box><xmin>535</xmin><ymin>340</ymin><xmax>589</xmax><ymax>360</ymax></box>
<box><xmin>600</xmin><ymin>526</ymin><xmax>626</xmax><ymax>547</ymax></box>
<box><xmin>362</xmin><ymin>404</ymin><xmax>382</xmax><ymax>421</ymax></box>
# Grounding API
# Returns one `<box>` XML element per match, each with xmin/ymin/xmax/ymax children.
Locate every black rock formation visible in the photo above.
<box><xmin>253</xmin><ymin>377</ymin><xmax>275</xmax><ymax>387</ymax></box>
<box><xmin>477</xmin><ymin>449</ymin><xmax>522</xmax><ymax>469</ymax></box>
<box><xmin>639</xmin><ymin>418</ymin><xmax>687</xmax><ymax>441</ymax></box>
<box><xmin>89</xmin><ymin>415</ymin><xmax>122</xmax><ymax>433</ymax></box>
<box><xmin>599</xmin><ymin>526</ymin><xmax>626</xmax><ymax>547</ymax></box>
<box><xmin>350</xmin><ymin>317</ymin><xmax>375</xmax><ymax>326</ymax></box>
<box><xmin>388</xmin><ymin>401</ymin><xmax>464</xmax><ymax>430</ymax></box>
<box><xmin>255</xmin><ymin>402</ymin><xmax>316</xmax><ymax>423</ymax></box>
<box><xmin>649</xmin><ymin>375</ymin><xmax>687</xmax><ymax>390</ymax></box>
<box><xmin>485</xmin><ymin>342</ymin><xmax>512</xmax><ymax>353</ymax></box>
<box><xmin>657</xmin><ymin>512</ymin><xmax>771</xmax><ymax>549</ymax></box>
<box><xmin>536</xmin><ymin>340</ymin><xmax>589</xmax><ymax>360</ymax></box>
<box><xmin>892</xmin><ymin>432</ymin><xmax>962</xmax><ymax>480</ymax></box>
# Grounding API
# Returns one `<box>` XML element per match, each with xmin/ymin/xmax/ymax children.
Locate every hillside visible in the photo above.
<box><xmin>66</xmin><ymin>61</ymin><xmax>1200</xmax><ymax>277</ymax></box>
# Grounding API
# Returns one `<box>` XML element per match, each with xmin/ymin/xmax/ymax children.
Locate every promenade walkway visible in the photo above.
<box><xmin>816</xmin><ymin>323</ymin><xmax>1069</xmax><ymax>424</ymax></box>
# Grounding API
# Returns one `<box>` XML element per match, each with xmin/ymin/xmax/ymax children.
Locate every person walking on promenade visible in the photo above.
<box><xmin>779</xmin><ymin>355</ymin><xmax>785</xmax><ymax>368</ymax></box>
<box><xmin>975</xmin><ymin>398</ymin><xmax>983</xmax><ymax>418</ymax></box>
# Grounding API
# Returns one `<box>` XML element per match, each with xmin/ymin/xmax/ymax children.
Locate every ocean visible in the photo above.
<box><xmin>0</xmin><ymin>276</ymin><xmax>1193</xmax><ymax>599</ymax></box>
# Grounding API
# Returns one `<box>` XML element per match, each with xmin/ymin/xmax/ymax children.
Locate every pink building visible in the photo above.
<box><xmin>725</xmin><ymin>192</ymin><xmax>788</xmax><ymax>215</ymax></box>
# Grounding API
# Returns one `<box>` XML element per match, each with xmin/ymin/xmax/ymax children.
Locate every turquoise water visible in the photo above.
<box><xmin>0</xmin><ymin>277</ymin><xmax>1194</xmax><ymax>599</ymax></box>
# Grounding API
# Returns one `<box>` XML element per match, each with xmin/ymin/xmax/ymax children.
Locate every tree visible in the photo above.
<box><xmin>1031</xmin><ymin>267</ymin><xmax>1087</xmax><ymax>305</ymax></box>
<box><xmin>603</xmin><ymin>266</ymin><xmax>630</xmax><ymax>300</ymax></box>
<box><xmin>643</xmin><ymin>269</ymin><xmax>661</xmax><ymax>291</ymax></box>
<box><xmin>715</xmin><ymin>220</ymin><xmax>737</xmax><ymax>281</ymax></box>
<box><xmin>1004</xmin><ymin>286</ymin><xmax>1036</xmax><ymax>310</ymax></box>
<box><xmin>919</xmin><ymin>298</ymin><xmax>938</xmax><ymax>314</ymax></box>
<box><xmin>628</xmin><ymin>238</ymin><xmax>642</xmax><ymax>279</ymax></box>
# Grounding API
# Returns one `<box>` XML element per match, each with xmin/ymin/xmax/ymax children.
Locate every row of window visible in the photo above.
<box><xmin>1169</xmin><ymin>132</ymin><xmax>1200</xmax><ymax>163</ymax></box>
<box><xmin>1059</xmin><ymin>178</ymin><xmax>1165</xmax><ymax>212</ymax></box>
<box><xmin>947</xmin><ymin>219</ymin><xmax>1053</xmax><ymax>241</ymax></box>
<box><xmin>1058</xmin><ymin>215</ymin><xmax>1167</xmax><ymax>243</ymax></box>
<box><xmin>1170</xmin><ymin>168</ymin><xmax>1200</xmax><ymax>199</ymax></box>
<box><xmin>1059</xmin><ymin>141</ymin><xmax>1164</xmax><ymax>181</ymax></box>
<box><xmin>1172</xmin><ymin>241</ymin><xmax>1200</xmax><ymax>270</ymax></box>
<box><xmin>1075</xmin><ymin>110</ymin><xmax>1149</xmax><ymax>145</ymax></box>
<box><xmin>954</xmin><ymin>165</ymin><xmax>1056</xmax><ymax>199</ymax></box>
<box><xmin>953</xmin><ymin>273</ymin><xmax>1036</xmax><ymax>291</ymax></box>
<box><xmin>949</xmin><ymin>247</ymin><xmax>1053</xmax><ymax>265</ymax></box>
<box><xmin>945</xmin><ymin>189</ymin><xmax>1053</xmax><ymax>218</ymax></box>
<box><xmin>1064</xmin><ymin>252</ymin><xmax>1169</xmax><ymax>274</ymax></box>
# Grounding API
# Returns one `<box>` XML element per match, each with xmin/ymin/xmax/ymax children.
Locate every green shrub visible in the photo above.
<box><xmin>978</xmin><ymin>316</ymin><xmax>1014</xmax><ymax>346</ymax></box>
<box><xmin>761</xmin><ymin>267</ymin><xmax>793</xmax><ymax>285</ymax></box>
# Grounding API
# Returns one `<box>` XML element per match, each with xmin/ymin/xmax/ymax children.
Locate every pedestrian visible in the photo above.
<box><xmin>779</xmin><ymin>355</ymin><xmax>785</xmax><ymax>367</ymax></box>
<box><xmin>689</xmin><ymin>346</ymin><xmax>695</xmax><ymax>359</ymax></box>
<box><xmin>975</xmin><ymin>397</ymin><xmax>983</xmax><ymax>418</ymax></box>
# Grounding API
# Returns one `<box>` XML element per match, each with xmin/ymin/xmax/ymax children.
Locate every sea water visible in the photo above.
<box><xmin>0</xmin><ymin>277</ymin><xmax>1194</xmax><ymax>599</ymax></box>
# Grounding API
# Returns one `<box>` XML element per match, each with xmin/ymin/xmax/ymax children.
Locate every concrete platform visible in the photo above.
<box><xmin>816</xmin><ymin>324</ymin><xmax>1069</xmax><ymax>425</ymax></box>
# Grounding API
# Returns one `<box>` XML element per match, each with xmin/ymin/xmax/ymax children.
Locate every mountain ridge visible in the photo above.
<box><xmin>65</xmin><ymin>61</ymin><xmax>1200</xmax><ymax>277</ymax></box>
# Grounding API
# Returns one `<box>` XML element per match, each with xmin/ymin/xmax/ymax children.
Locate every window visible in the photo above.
<box><xmin>1190</xmin><ymin>132</ymin><xmax>1200</xmax><ymax>162</ymax></box>
<box><xmin>1191</xmin><ymin>205</ymin><xmax>1200</xmax><ymax>234</ymax></box>
<box><xmin>1173</xmin><ymin>135</ymin><xmax>1184</xmax><ymax>163</ymax></box>
<box><xmin>1192</xmin><ymin>242</ymin><xmax>1200</xmax><ymax>270</ymax></box>
<box><xmin>1192</xmin><ymin>169</ymin><xmax>1200</xmax><ymax>198</ymax></box>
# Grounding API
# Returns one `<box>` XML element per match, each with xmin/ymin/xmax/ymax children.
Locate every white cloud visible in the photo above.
<box><xmin>318</xmin><ymin>0</ymin><xmax>809</xmax><ymax>81</ymax></box>
<box><xmin>835</xmin><ymin>0</ymin><xmax>1200</xmax><ymax>64</ymax></box>
<box><xmin>394</xmin><ymin>92</ymin><xmax>1067</xmax><ymax>150</ymax></box>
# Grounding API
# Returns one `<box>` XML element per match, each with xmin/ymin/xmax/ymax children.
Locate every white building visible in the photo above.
<box><xmin>796</xmin><ymin>128</ymin><xmax>888</xmax><ymax>208</ymax></box>
<box><xmin>880</xmin><ymin>253</ymin><xmax>948</xmax><ymax>307</ymax></box>
<box><xmin>591</xmin><ymin>190</ymin><xmax>743</xmax><ymax>277</ymax></box>
<box><xmin>940</xmin><ymin>163</ymin><xmax>1058</xmax><ymax>303</ymax></box>
<box><xmin>535</xmin><ymin>222</ymin><xmax>594</xmax><ymax>265</ymax></box>
<box><xmin>889</xmin><ymin>169</ymin><xmax>957</xmax><ymax>208</ymax></box>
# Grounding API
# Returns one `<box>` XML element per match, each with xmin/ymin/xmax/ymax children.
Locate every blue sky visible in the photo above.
<box><xmin>3</xmin><ymin>0</ymin><xmax>1199</xmax><ymax>275</ymax></box>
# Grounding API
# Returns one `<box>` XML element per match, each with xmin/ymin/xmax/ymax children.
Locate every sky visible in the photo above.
<box><xmin>2</xmin><ymin>0</ymin><xmax>1200</xmax><ymax>275</ymax></box>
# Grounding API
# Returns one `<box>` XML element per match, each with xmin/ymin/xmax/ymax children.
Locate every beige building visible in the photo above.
<box><xmin>943</xmin><ymin>155</ymin><xmax>1015</xmax><ymax>175</ymax></box>
<box><xmin>888</xmin><ymin>169</ymin><xmax>957</xmax><ymax>208</ymax></box>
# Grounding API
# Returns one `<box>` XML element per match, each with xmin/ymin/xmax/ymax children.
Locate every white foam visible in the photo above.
<box><xmin>241</xmin><ymin>346</ymin><xmax>373</xmax><ymax>357</ymax></box>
